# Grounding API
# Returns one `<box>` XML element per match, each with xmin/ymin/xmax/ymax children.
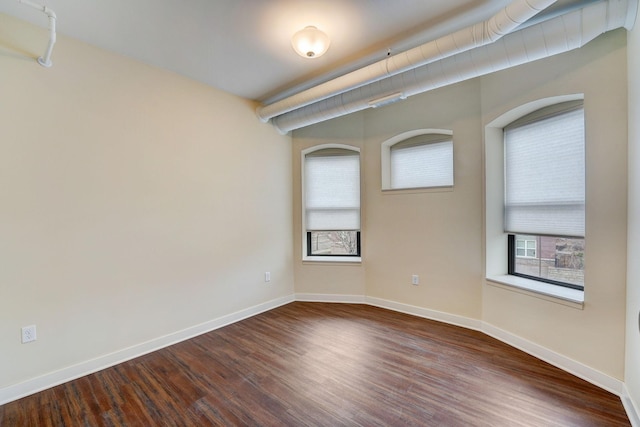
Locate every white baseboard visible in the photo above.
<box><xmin>293</xmin><ymin>294</ymin><xmax>483</xmax><ymax>332</ymax></box>
<box><xmin>623</xmin><ymin>384</ymin><xmax>640</xmax><ymax>427</ymax></box>
<box><xmin>294</xmin><ymin>293</ymin><xmax>366</xmax><ymax>303</ymax></box>
<box><xmin>3</xmin><ymin>292</ymin><xmax>635</xmax><ymax>426</ymax></box>
<box><xmin>365</xmin><ymin>296</ymin><xmax>483</xmax><ymax>331</ymax></box>
<box><xmin>0</xmin><ymin>294</ymin><xmax>294</xmax><ymax>406</ymax></box>
<box><xmin>294</xmin><ymin>294</ymin><xmax>629</xmax><ymax>414</ymax></box>
<box><xmin>481</xmin><ymin>323</ymin><xmax>624</xmax><ymax>396</ymax></box>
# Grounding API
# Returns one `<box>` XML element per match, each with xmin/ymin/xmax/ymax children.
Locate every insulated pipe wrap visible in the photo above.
<box><xmin>505</xmin><ymin>0</ymin><xmax>545</xmax><ymax>24</ymax></box>
<box><xmin>258</xmin><ymin>0</ymin><xmax>558</xmax><ymax>122</ymax></box>
<box><xmin>608</xmin><ymin>0</ymin><xmax>633</xmax><ymax>29</ymax></box>
<box><xmin>272</xmin><ymin>0</ymin><xmax>632</xmax><ymax>133</ymax></box>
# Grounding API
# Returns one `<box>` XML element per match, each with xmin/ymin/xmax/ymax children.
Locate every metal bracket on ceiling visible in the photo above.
<box><xmin>19</xmin><ymin>0</ymin><xmax>57</xmax><ymax>67</ymax></box>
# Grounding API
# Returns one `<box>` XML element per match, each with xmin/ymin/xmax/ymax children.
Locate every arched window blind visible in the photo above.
<box><xmin>504</xmin><ymin>102</ymin><xmax>585</xmax><ymax>237</ymax></box>
<box><xmin>304</xmin><ymin>149</ymin><xmax>360</xmax><ymax>231</ymax></box>
<box><xmin>390</xmin><ymin>134</ymin><xmax>453</xmax><ymax>189</ymax></box>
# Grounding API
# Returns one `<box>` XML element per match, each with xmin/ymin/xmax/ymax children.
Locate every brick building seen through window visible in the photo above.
<box><xmin>514</xmin><ymin>235</ymin><xmax>585</xmax><ymax>287</ymax></box>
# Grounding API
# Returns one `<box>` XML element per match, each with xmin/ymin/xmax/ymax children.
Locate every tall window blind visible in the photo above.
<box><xmin>305</xmin><ymin>150</ymin><xmax>360</xmax><ymax>231</ymax></box>
<box><xmin>504</xmin><ymin>104</ymin><xmax>585</xmax><ymax>237</ymax></box>
<box><xmin>390</xmin><ymin>135</ymin><xmax>453</xmax><ymax>189</ymax></box>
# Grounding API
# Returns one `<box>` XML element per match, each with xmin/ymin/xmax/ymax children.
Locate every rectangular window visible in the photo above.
<box><xmin>508</xmin><ymin>234</ymin><xmax>585</xmax><ymax>290</ymax></box>
<box><xmin>307</xmin><ymin>231</ymin><xmax>360</xmax><ymax>256</ymax></box>
<box><xmin>304</xmin><ymin>147</ymin><xmax>361</xmax><ymax>258</ymax></box>
<box><xmin>504</xmin><ymin>101</ymin><xmax>585</xmax><ymax>290</ymax></box>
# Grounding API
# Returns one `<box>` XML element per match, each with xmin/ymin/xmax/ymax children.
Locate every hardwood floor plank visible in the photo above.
<box><xmin>0</xmin><ymin>302</ymin><xmax>630</xmax><ymax>426</ymax></box>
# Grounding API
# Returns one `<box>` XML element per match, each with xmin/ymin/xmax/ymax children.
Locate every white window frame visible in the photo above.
<box><xmin>484</xmin><ymin>94</ymin><xmax>585</xmax><ymax>306</ymax></box>
<box><xmin>515</xmin><ymin>238</ymin><xmax>537</xmax><ymax>258</ymax></box>
<box><xmin>301</xmin><ymin>144</ymin><xmax>361</xmax><ymax>263</ymax></box>
<box><xmin>381</xmin><ymin>129</ymin><xmax>454</xmax><ymax>191</ymax></box>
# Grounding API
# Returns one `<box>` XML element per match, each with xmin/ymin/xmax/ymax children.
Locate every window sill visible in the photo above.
<box><xmin>303</xmin><ymin>256</ymin><xmax>362</xmax><ymax>264</ymax></box>
<box><xmin>486</xmin><ymin>275</ymin><xmax>584</xmax><ymax>309</ymax></box>
<box><xmin>382</xmin><ymin>186</ymin><xmax>453</xmax><ymax>195</ymax></box>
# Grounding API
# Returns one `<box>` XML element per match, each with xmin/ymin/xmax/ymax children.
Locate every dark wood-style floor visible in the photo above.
<box><xmin>0</xmin><ymin>302</ymin><xmax>630</xmax><ymax>426</ymax></box>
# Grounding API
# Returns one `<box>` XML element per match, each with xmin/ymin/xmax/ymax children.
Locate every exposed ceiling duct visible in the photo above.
<box><xmin>264</xmin><ymin>0</ymin><xmax>637</xmax><ymax>134</ymax></box>
<box><xmin>257</xmin><ymin>0</ymin><xmax>558</xmax><ymax>123</ymax></box>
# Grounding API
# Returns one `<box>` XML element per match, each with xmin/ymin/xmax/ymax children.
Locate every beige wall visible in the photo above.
<box><xmin>292</xmin><ymin>113</ymin><xmax>366</xmax><ymax>297</ymax></box>
<box><xmin>2</xmin><ymin>4</ymin><xmax>633</xmax><ymax>407</ymax></box>
<box><xmin>293</xmin><ymin>30</ymin><xmax>628</xmax><ymax>379</ymax></box>
<box><xmin>481</xmin><ymin>30</ymin><xmax>628</xmax><ymax>380</ymax></box>
<box><xmin>292</xmin><ymin>82</ymin><xmax>483</xmax><ymax>313</ymax></box>
<box><xmin>0</xmin><ymin>14</ymin><xmax>294</xmax><ymax>389</ymax></box>
<box><xmin>363</xmin><ymin>80</ymin><xmax>483</xmax><ymax>318</ymax></box>
<box><xmin>626</xmin><ymin>16</ymin><xmax>640</xmax><ymax>413</ymax></box>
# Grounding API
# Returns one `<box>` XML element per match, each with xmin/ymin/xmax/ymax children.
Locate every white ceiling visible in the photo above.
<box><xmin>0</xmin><ymin>0</ymin><xmax>514</xmax><ymax>103</ymax></box>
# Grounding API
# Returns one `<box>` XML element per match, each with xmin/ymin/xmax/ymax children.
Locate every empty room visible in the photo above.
<box><xmin>1</xmin><ymin>0</ymin><xmax>640</xmax><ymax>425</ymax></box>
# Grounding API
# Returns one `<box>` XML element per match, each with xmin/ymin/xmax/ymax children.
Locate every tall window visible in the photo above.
<box><xmin>303</xmin><ymin>146</ymin><xmax>361</xmax><ymax>259</ymax></box>
<box><xmin>381</xmin><ymin>130</ymin><xmax>453</xmax><ymax>190</ymax></box>
<box><xmin>504</xmin><ymin>101</ymin><xmax>585</xmax><ymax>290</ymax></box>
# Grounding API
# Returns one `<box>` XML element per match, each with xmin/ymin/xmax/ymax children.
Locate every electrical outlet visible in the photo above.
<box><xmin>21</xmin><ymin>325</ymin><xmax>37</xmax><ymax>344</ymax></box>
<box><xmin>412</xmin><ymin>275</ymin><xmax>419</xmax><ymax>286</ymax></box>
<box><xmin>265</xmin><ymin>272</ymin><xmax>271</xmax><ymax>282</ymax></box>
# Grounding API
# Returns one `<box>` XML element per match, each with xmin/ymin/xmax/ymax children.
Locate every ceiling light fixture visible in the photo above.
<box><xmin>291</xmin><ymin>26</ymin><xmax>330</xmax><ymax>59</ymax></box>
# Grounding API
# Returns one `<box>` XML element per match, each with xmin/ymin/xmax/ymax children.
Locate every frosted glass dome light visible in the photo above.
<box><xmin>292</xmin><ymin>26</ymin><xmax>330</xmax><ymax>58</ymax></box>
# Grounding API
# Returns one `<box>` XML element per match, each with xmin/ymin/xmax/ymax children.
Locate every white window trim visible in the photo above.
<box><xmin>381</xmin><ymin>129</ymin><xmax>453</xmax><ymax>191</ymax></box>
<box><xmin>301</xmin><ymin>144</ymin><xmax>361</xmax><ymax>263</ymax></box>
<box><xmin>484</xmin><ymin>94</ymin><xmax>584</xmax><ymax>305</ymax></box>
<box><xmin>515</xmin><ymin>238</ymin><xmax>537</xmax><ymax>258</ymax></box>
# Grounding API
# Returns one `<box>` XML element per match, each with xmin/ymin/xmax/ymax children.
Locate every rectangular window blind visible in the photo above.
<box><xmin>390</xmin><ymin>140</ymin><xmax>453</xmax><ymax>189</ymax></box>
<box><xmin>504</xmin><ymin>107</ymin><xmax>585</xmax><ymax>237</ymax></box>
<box><xmin>305</xmin><ymin>153</ymin><xmax>360</xmax><ymax>231</ymax></box>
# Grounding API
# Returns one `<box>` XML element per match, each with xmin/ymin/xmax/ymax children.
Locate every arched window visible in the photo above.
<box><xmin>302</xmin><ymin>145</ymin><xmax>361</xmax><ymax>260</ymax></box>
<box><xmin>381</xmin><ymin>130</ymin><xmax>453</xmax><ymax>190</ymax></box>
<box><xmin>504</xmin><ymin>100</ymin><xmax>585</xmax><ymax>290</ymax></box>
<box><xmin>485</xmin><ymin>95</ymin><xmax>585</xmax><ymax>299</ymax></box>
